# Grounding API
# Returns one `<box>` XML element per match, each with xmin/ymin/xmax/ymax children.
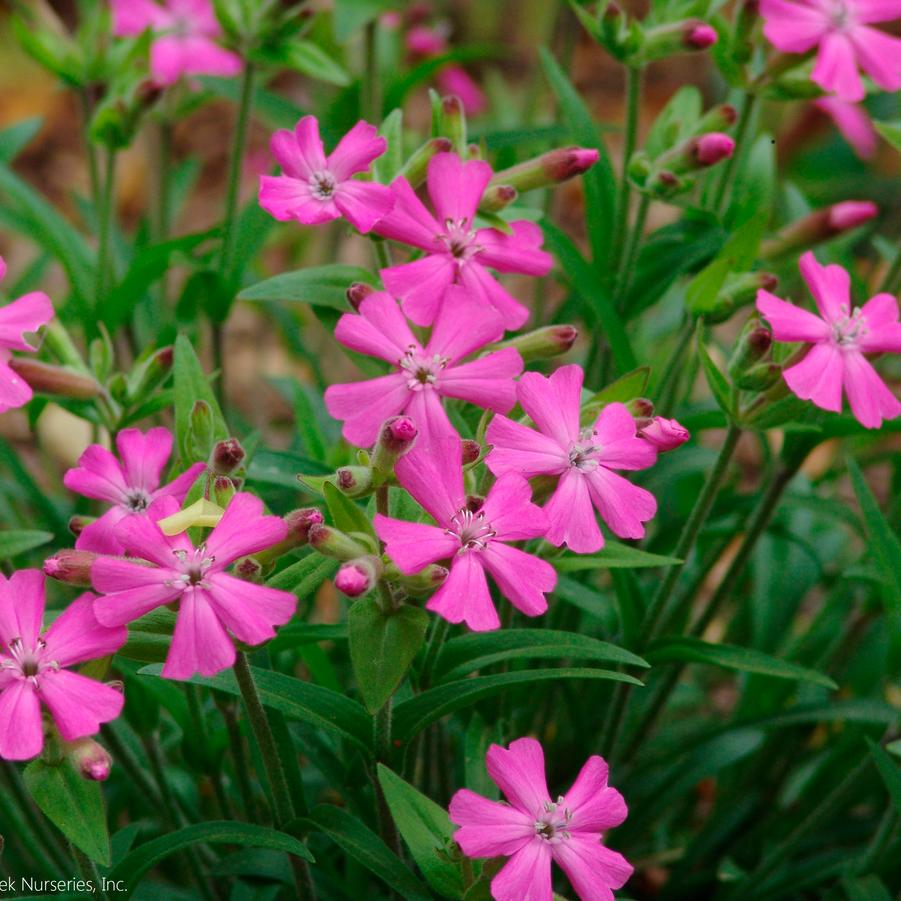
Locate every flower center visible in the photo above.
<box><xmin>447</xmin><ymin>507</ymin><xmax>496</xmax><ymax>552</ymax></box>
<box><xmin>567</xmin><ymin>428</ymin><xmax>601</xmax><ymax>472</ymax></box>
<box><xmin>831</xmin><ymin>306</ymin><xmax>868</xmax><ymax>348</ymax></box>
<box><xmin>309</xmin><ymin>170</ymin><xmax>337</xmax><ymax>201</ymax></box>
<box><xmin>534</xmin><ymin>797</ymin><xmax>573</xmax><ymax>844</ymax></box>
<box><xmin>398</xmin><ymin>347</ymin><xmax>448</xmax><ymax>391</ymax></box>
<box><xmin>828</xmin><ymin>0</ymin><xmax>853</xmax><ymax>29</ymax></box>
<box><xmin>1</xmin><ymin>637</ymin><xmax>58</xmax><ymax>685</ymax></box>
<box><xmin>167</xmin><ymin>545</ymin><xmax>216</xmax><ymax>590</ymax></box>
<box><xmin>124</xmin><ymin>489</ymin><xmax>151</xmax><ymax>513</ymax></box>
<box><xmin>439</xmin><ymin>218</ymin><xmax>480</xmax><ymax>261</ymax></box>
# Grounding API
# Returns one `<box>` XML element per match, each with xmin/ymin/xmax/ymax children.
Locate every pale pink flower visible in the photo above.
<box><xmin>639</xmin><ymin>416</ymin><xmax>690</xmax><ymax>451</ymax></box>
<box><xmin>324</xmin><ymin>287</ymin><xmax>522</xmax><ymax>446</ymax></box>
<box><xmin>486</xmin><ymin>365</ymin><xmax>659</xmax><ymax>554</ymax></box>
<box><xmin>375</xmin><ymin>436</ymin><xmax>556</xmax><ymax>631</ymax></box>
<box><xmin>259</xmin><ymin>116</ymin><xmax>395</xmax><ymax>234</ymax></box>
<box><xmin>757</xmin><ymin>250</ymin><xmax>901</xmax><ymax>428</ymax></box>
<box><xmin>110</xmin><ymin>0</ymin><xmax>242</xmax><ymax>87</ymax></box>
<box><xmin>0</xmin><ymin>571</ymin><xmax>125</xmax><ymax>761</ymax></box>
<box><xmin>760</xmin><ymin>0</ymin><xmax>901</xmax><ymax>101</ymax></box>
<box><xmin>449</xmin><ymin>738</ymin><xmax>632</xmax><ymax>901</ymax></box>
<box><xmin>0</xmin><ymin>257</ymin><xmax>54</xmax><ymax>415</ymax></box>
<box><xmin>815</xmin><ymin>97</ymin><xmax>878</xmax><ymax>158</ymax></box>
<box><xmin>374</xmin><ymin>152</ymin><xmax>553</xmax><ymax>330</ymax></box>
<box><xmin>64</xmin><ymin>427</ymin><xmax>205</xmax><ymax>556</ymax></box>
<box><xmin>91</xmin><ymin>493</ymin><xmax>297</xmax><ymax>680</ymax></box>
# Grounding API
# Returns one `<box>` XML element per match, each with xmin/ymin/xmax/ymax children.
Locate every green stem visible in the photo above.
<box><xmin>614</xmin><ymin>193</ymin><xmax>650</xmax><ymax>309</ymax></box>
<box><xmin>373</xmin><ymin>237</ymin><xmax>393</xmax><ymax>271</ymax></box>
<box><xmin>856</xmin><ymin>804</ymin><xmax>896</xmax><ymax>875</ymax></box>
<box><xmin>880</xmin><ymin>246</ymin><xmax>901</xmax><ymax>294</ymax></box>
<box><xmin>655</xmin><ymin>317</ymin><xmax>695</xmax><ymax>416</ymax></box>
<box><xmin>364</xmin><ymin>21</ymin><xmax>381</xmax><ymax>122</ymax></box>
<box><xmin>78</xmin><ymin>88</ymin><xmax>101</xmax><ymax>213</ymax></box>
<box><xmin>610</xmin><ymin>64</ymin><xmax>642</xmax><ymax>276</ymax></box>
<box><xmin>419</xmin><ymin>616</ymin><xmax>450</xmax><ymax>689</ymax></box>
<box><xmin>233</xmin><ymin>652</ymin><xmax>315</xmax><ymax>899</ymax></box>
<box><xmin>712</xmin><ymin>92</ymin><xmax>757</xmax><ymax>217</ymax></box>
<box><xmin>217</xmin><ymin>696</ymin><xmax>260</xmax><ymax>822</ymax></box>
<box><xmin>95</xmin><ymin>150</ymin><xmax>117</xmax><ymax>304</ymax></box>
<box><xmin>374</xmin><ymin>699</ymin><xmax>402</xmax><ymax>856</ymax></box>
<box><xmin>72</xmin><ymin>843</ymin><xmax>109</xmax><ymax>901</ymax></box>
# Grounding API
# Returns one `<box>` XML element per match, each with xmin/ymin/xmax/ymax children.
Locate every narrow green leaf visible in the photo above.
<box><xmin>24</xmin><ymin>759</ymin><xmax>110</xmax><ymax>866</ymax></box>
<box><xmin>280</xmin><ymin>39</ymin><xmax>351</xmax><ymax>86</ymax></box>
<box><xmin>376</xmin><ymin>108</ymin><xmax>404</xmax><ymax>182</ymax></box>
<box><xmin>266</xmin><ymin>553</ymin><xmax>339</xmax><ymax>600</ymax></box>
<box><xmin>237</xmin><ymin>264</ymin><xmax>376</xmax><ymax>310</ymax></box>
<box><xmin>843</xmin><ymin>875</ymin><xmax>893</xmax><ymax>901</ymax></box>
<box><xmin>0</xmin><ymin>529</ymin><xmax>53</xmax><ymax>559</ymax></box>
<box><xmin>646</xmin><ymin>636</ymin><xmax>838</xmax><ymax>688</ymax></box>
<box><xmin>377</xmin><ymin>764</ymin><xmax>464</xmax><ymax>899</ymax></box>
<box><xmin>873</xmin><ymin>119</ymin><xmax>901</xmax><ymax>152</ymax></box>
<box><xmin>554</xmin><ymin>541</ymin><xmax>682</xmax><ymax>571</ymax></box>
<box><xmin>0</xmin><ymin>116</ymin><xmax>43</xmax><ymax>164</ymax></box>
<box><xmin>868</xmin><ymin>739</ymin><xmax>901</xmax><ymax>815</ymax></box>
<box><xmin>696</xmin><ymin>324</ymin><xmax>734</xmax><ymax>416</ymax></box>
<box><xmin>173</xmin><ymin>334</ymin><xmax>228</xmax><ymax>462</ymax></box>
<box><xmin>582</xmin><ymin>367</ymin><xmax>650</xmax><ymax>414</ymax></box>
<box><xmin>323</xmin><ymin>481</ymin><xmax>376</xmax><ymax>539</ymax></box>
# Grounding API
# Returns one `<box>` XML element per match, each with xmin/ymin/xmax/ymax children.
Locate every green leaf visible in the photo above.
<box><xmin>173</xmin><ymin>333</ymin><xmax>228</xmax><ymax>463</ymax></box>
<box><xmin>0</xmin><ymin>529</ymin><xmax>53</xmax><ymax>559</ymax></box>
<box><xmin>539</xmin><ymin>47</ymin><xmax>616</xmax><ymax>265</ymax></box>
<box><xmin>554</xmin><ymin>541</ymin><xmax>682</xmax><ymax>571</ymax></box>
<box><xmin>323</xmin><ymin>481</ymin><xmax>377</xmax><ymax>539</ymax></box>
<box><xmin>393</xmin><ymin>668</ymin><xmax>643</xmax><ymax>743</ymax></box>
<box><xmin>645</xmin><ymin>86</ymin><xmax>702</xmax><ymax>159</ymax></box>
<box><xmin>542</xmin><ymin>220</ymin><xmax>636</xmax><ymax>373</ymax></box>
<box><xmin>138</xmin><ymin>663</ymin><xmax>372</xmax><ymax>751</ymax></box>
<box><xmin>843</xmin><ymin>875</ymin><xmax>893</xmax><ymax>901</ymax></box>
<box><xmin>646</xmin><ymin>636</ymin><xmax>838</xmax><ymax>688</ymax></box>
<box><xmin>874</xmin><ymin>119</ymin><xmax>901</xmax><ymax>152</ymax></box>
<box><xmin>0</xmin><ymin>116</ymin><xmax>43</xmax><ymax>164</ymax></box>
<box><xmin>375</xmin><ymin>109</ymin><xmax>404</xmax><ymax>183</ymax></box>
<box><xmin>333</xmin><ymin>0</ymin><xmax>396</xmax><ymax>41</ymax></box>
<box><xmin>266</xmin><ymin>553</ymin><xmax>339</xmax><ymax>599</ymax></box>
<box><xmin>377</xmin><ymin>764</ymin><xmax>464</xmax><ymax>899</ymax></box>
<box><xmin>868</xmin><ymin>739</ymin><xmax>901</xmax><ymax>814</ymax></box>
<box><xmin>582</xmin><ymin>367</ymin><xmax>650</xmax><ymax>412</ymax></box>
<box><xmin>119</xmin><ymin>608</ymin><xmax>177</xmax><ymax>663</ymax></box>
<box><xmin>279</xmin><ymin>40</ymin><xmax>350</xmax><ymax>87</ymax></box>
<box><xmin>696</xmin><ymin>324</ymin><xmax>734</xmax><ymax>416</ymax></box>
<box><xmin>349</xmin><ymin>599</ymin><xmax>429</xmax><ymax>713</ymax></box>
<box><xmin>107</xmin><ymin>822</ymin><xmax>312</xmax><ymax>888</ymax></box>
<box><xmin>269</xmin><ymin>622</ymin><xmax>348</xmax><ymax>651</ymax></box>
<box><xmin>306</xmin><ymin>804</ymin><xmax>431</xmax><ymax>900</ymax></box>
<box><xmin>847</xmin><ymin>459</ymin><xmax>901</xmax><ymax>612</ymax></box>
<box><xmin>434</xmin><ymin>628</ymin><xmax>648</xmax><ymax>683</ymax></box>
<box><xmin>24</xmin><ymin>759</ymin><xmax>110</xmax><ymax>866</ymax></box>
<box><xmin>237</xmin><ymin>264</ymin><xmax>376</xmax><ymax>310</ymax></box>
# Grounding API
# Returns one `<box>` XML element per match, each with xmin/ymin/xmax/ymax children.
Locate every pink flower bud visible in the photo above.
<box><xmin>335</xmin><ymin>556</ymin><xmax>382</xmax><ymax>598</ymax></box>
<box><xmin>347</xmin><ymin>282</ymin><xmax>376</xmax><ymax>311</ymax></box>
<box><xmin>406</xmin><ymin>25</ymin><xmax>446</xmax><ymax>57</ymax></box>
<box><xmin>68</xmin><ymin>515</ymin><xmax>94</xmax><ymax>538</ymax></box>
<box><xmin>826</xmin><ymin>200</ymin><xmax>877</xmax><ymax>232</ymax></box>
<box><xmin>210</xmin><ymin>438</ymin><xmax>245</xmax><ymax>475</ymax></box>
<box><xmin>461</xmin><ymin>440</ymin><xmax>481</xmax><ymax>465</ymax></box>
<box><xmin>284</xmin><ymin>508</ymin><xmax>324</xmax><ymax>546</ymax></box>
<box><xmin>66</xmin><ymin>738</ymin><xmax>112</xmax><ymax>782</ymax></box>
<box><xmin>491</xmin><ymin>148</ymin><xmax>600</xmax><ymax>193</ymax></box>
<box><xmin>309</xmin><ymin>524</ymin><xmax>370</xmax><ymax>561</ymax></box>
<box><xmin>234</xmin><ymin>556</ymin><xmax>264</xmax><ymax>583</ymax></box>
<box><xmin>695</xmin><ymin>133</ymin><xmax>735</xmax><ymax>166</ymax></box>
<box><xmin>43</xmin><ymin>550</ymin><xmax>98</xmax><ymax>587</ymax></box>
<box><xmin>627</xmin><ymin>397</ymin><xmax>656</xmax><ymax>420</ymax></box>
<box><xmin>480</xmin><ymin>184</ymin><xmax>518</xmax><ymax>213</ymax></box>
<box><xmin>639</xmin><ymin>417</ymin><xmax>690</xmax><ymax>451</ymax></box>
<box><xmin>8</xmin><ymin>359</ymin><xmax>100</xmax><ymax>399</ymax></box>
<box><xmin>371</xmin><ymin>416</ymin><xmax>419</xmax><ymax>475</ymax></box>
<box><xmin>686</xmin><ymin>23</ymin><xmax>718</xmax><ymax>48</ymax></box>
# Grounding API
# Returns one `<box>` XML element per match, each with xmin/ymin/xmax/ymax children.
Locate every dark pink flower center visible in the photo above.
<box><xmin>167</xmin><ymin>545</ymin><xmax>216</xmax><ymax>590</ymax></box>
<box><xmin>447</xmin><ymin>507</ymin><xmax>496</xmax><ymax>551</ymax></box>
<box><xmin>123</xmin><ymin>489</ymin><xmax>152</xmax><ymax>513</ymax></box>
<box><xmin>831</xmin><ymin>306</ymin><xmax>868</xmax><ymax>348</ymax></box>
<box><xmin>534</xmin><ymin>797</ymin><xmax>573</xmax><ymax>844</ymax></box>
<box><xmin>439</xmin><ymin>218</ymin><xmax>480</xmax><ymax>261</ymax></box>
<box><xmin>309</xmin><ymin>170</ymin><xmax>337</xmax><ymax>201</ymax></box>
<box><xmin>1</xmin><ymin>637</ymin><xmax>58</xmax><ymax>686</ymax></box>
<box><xmin>399</xmin><ymin>347</ymin><xmax>448</xmax><ymax>390</ymax></box>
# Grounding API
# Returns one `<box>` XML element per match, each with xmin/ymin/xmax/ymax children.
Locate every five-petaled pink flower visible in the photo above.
<box><xmin>760</xmin><ymin>0</ymin><xmax>901</xmax><ymax>101</ymax></box>
<box><xmin>259</xmin><ymin>116</ymin><xmax>395</xmax><ymax>234</ymax></box>
<box><xmin>65</xmin><ymin>427</ymin><xmax>206</xmax><ymax>556</ymax></box>
<box><xmin>375</xmin><ymin>152</ymin><xmax>552</xmax><ymax>330</ymax></box>
<box><xmin>324</xmin><ymin>287</ymin><xmax>522</xmax><ymax>446</ymax></box>
<box><xmin>449</xmin><ymin>737</ymin><xmax>632</xmax><ymax>901</ymax></box>
<box><xmin>0</xmin><ymin>256</ymin><xmax>54</xmax><ymax>415</ymax></box>
<box><xmin>375</xmin><ymin>436</ymin><xmax>556</xmax><ymax>631</ymax></box>
<box><xmin>91</xmin><ymin>493</ymin><xmax>297</xmax><ymax>680</ymax></box>
<box><xmin>110</xmin><ymin>0</ymin><xmax>243</xmax><ymax>87</ymax></box>
<box><xmin>486</xmin><ymin>365</ymin><xmax>659</xmax><ymax>554</ymax></box>
<box><xmin>756</xmin><ymin>251</ymin><xmax>901</xmax><ymax>428</ymax></box>
<box><xmin>0</xmin><ymin>570</ymin><xmax>126</xmax><ymax>761</ymax></box>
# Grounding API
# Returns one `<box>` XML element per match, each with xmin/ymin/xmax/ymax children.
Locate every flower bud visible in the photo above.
<box><xmin>43</xmin><ymin>549</ymin><xmax>98</xmax><ymax>587</ymax></box>
<box><xmin>734</xmin><ymin>361</ymin><xmax>782</xmax><ymax>391</ymax></box>
<box><xmin>396</xmin><ymin>563</ymin><xmax>449</xmax><ymax>596</ymax></box>
<box><xmin>643</xmin><ymin>20</ymin><xmax>718</xmax><ymax>59</ymax></box>
<box><xmin>488</xmin><ymin>325</ymin><xmax>578</xmax><ymax>363</ymax></box>
<box><xmin>187</xmin><ymin>400</ymin><xmax>215</xmax><ymax>459</ymax></box>
<box><xmin>210</xmin><ymin>437</ymin><xmax>245</xmax><ymax>475</ymax></box>
<box><xmin>65</xmin><ymin>738</ymin><xmax>112</xmax><ymax>782</ymax></box>
<box><xmin>285</xmin><ymin>508</ymin><xmax>324</xmax><ymax>546</ymax></box>
<box><xmin>233</xmin><ymin>556</ymin><xmax>264</xmax><ymax>583</ymax></box>
<box><xmin>397</xmin><ymin>137</ymin><xmax>453</xmax><ymax>187</ymax></box>
<box><xmin>695</xmin><ymin>133</ymin><xmax>736</xmax><ymax>166</ymax></box>
<box><xmin>335</xmin><ymin>555</ymin><xmax>382</xmax><ymax>598</ymax></box>
<box><xmin>461</xmin><ymin>440</ymin><xmax>482</xmax><ymax>465</ymax></box>
<box><xmin>7</xmin><ymin>359</ymin><xmax>100</xmax><ymax>400</ymax></box>
<box><xmin>308</xmin><ymin>524</ymin><xmax>370</xmax><ymax>561</ymax></box>
<box><xmin>490</xmin><ymin>147</ymin><xmax>600</xmax><ymax>194</ymax></box>
<box><xmin>127</xmin><ymin>346</ymin><xmax>173</xmax><ymax>401</ymax></box>
<box><xmin>68</xmin><ymin>515</ymin><xmax>94</xmax><ymax>539</ymax></box>
<box><xmin>336</xmin><ymin>465</ymin><xmax>374</xmax><ymax>498</ymax></box>
<box><xmin>370</xmin><ymin>416</ymin><xmax>419</xmax><ymax>476</ymax></box>
<box><xmin>705</xmin><ymin>272</ymin><xmax>778</xmax><ymax>323</ymax></box>
<box><xmin>760</xmin><ymin>201</ymin><xmax>878</xmax><ymax>258</ymax></box>
<box><xmin>441</xmin><ymin>95</ymin><xmax>467</xmax><ymax>154</ymax></box>
<box><xmin>212</xmin><ymin>475</ymin><xmax>237</xmax><ymax>507</ymax></box>
<box><xmin>627</xmin><ymin>397</ymin><xmax>655</xmax><ymax>421</ymax></box>
<box><xmin>479</xmin><ymin>184</ymin><xmax>518</xmax><ymax>213</ymax></box>
<box><xmin>695</xmin><ymin>104</ymin><xmax>737</xmax><ymax>135</ymax></box>
<box><xmin>347</xmin><ymin>282</ymin><xmax>377</xmax><ymax>311</ymax></box>
<box><xmin>686</xmin><ymin>23</ymin><xmax>718</xmax><ymax>48</ymax></box>
<box><xmin>639</xmin><ymin>417</ymin><xmax>690</xmax><ymax>451</ymax></box>
<box><xmin>728</xmin><ymin>323</ymin><xmax>773</xmax><ymax>380</ymax></box>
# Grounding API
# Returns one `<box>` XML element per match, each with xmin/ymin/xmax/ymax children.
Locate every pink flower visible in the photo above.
<box><xmin>436</xmin><ymin>67</ymin><xmax>488</xmax><ymax>116</ymax></box>
<box><xmin>449</xmin><ymin>738</ymin><xmax>632</xmax><ymax>901</ymax></box>
<box><xmin>324</xmin><ymin>288</ymin><xmax>522</xmax><ymax>446</ymax></box>
<box><xmin>375</xmin><ymin>436</ymin><xmax>556</xmax><ymax>631</ymax></box>
<box><xmin>374</xmin><ymin>152</ymin><xmax>553</xmax><ymax>330</ymax></box>
<box><xmin>110</xmin><ymin>0</ymin><xmax>242</xmax><ymax>87</ymax></box>
<box><xmin>259</xmin><ymin>116</ymin><xmax>395</xmax><ymax>234</ymax></box>
<box><xmin>0</xmin><ymin>571</ymin><xmax>126</xmax><ymax>761</ymax></box>
<box><xmin>639</xmin><ymin>416</ymin><xmax>690</xmax><ymax>451</ymax></box>
<box><xmin>760</xmin><ymin>0</ymin><xmax>901</xmax><ymax>101</ymax></box>
<box><xmin>91</xmin><ymin>493</ymin><xmax>297</xmax><ymax>679</ymax></box>
<box><xmin>64</xmin><ymin>427</ymin><xmax>206</xmax><ymax>556</ymax></box>
<box><xmin>815</xmin><ymin>97</ymin><xmax>878</xmax><ymax>158</ymax></box>
<box><xmin>0</xmin><ymin>257</ymin><xmax>54</xmax><ymax>415</ymax></box>
<box><xmin>486</xmin><ymin>365</ymin><xmax>659</xmax><ymax>554</ymax></box>
<box><xmin>756</xmin><ymin>250</ymin><xmax>901</xmax><ymax>428</ymax></box>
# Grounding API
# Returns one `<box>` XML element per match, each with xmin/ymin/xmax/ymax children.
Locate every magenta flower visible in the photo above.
<box><xmin>815</xmin><ymin>97</ymin><xmax>877</xmax><ymax>158</ymax></box>
<box><xmin>449</xmin><ymin>738</ymin><xmax>632</xmax><ymax>901</ymax></box>
<box><xmin>0</xmin><ymin>571</ymin><xmax>126</xmax><ymax>761</ymax></box>
<box><xmin>374</xmin><ymin>152</ymin><xmax>553</xmax><ymax>330</ymax></box>
<box><xmin>374</xmin><ymin>436</ymin><xmax>556</xmax><ymax>631</ymax></box>
<box><xmin>760</xmin><ymin>0</ymin><xmax>901</xmax><ymax>101</ymax></box>
<box><xmin>64</xmin><ymin>427</ymin><xmax>205</xmax><ymax>556</ymax></box>
<box><xmin>91</xmin><ymin>493</ymin><xmax>297</xmax><ymax>680</ymax></box>
<box><xmin>0</xmin><ymin>257</ymin><xmax>54</xmax><ymax>415</ymax></box>
<box><xmin>756</xmin><ymin>251</ymin><xmax>901</xmax><ymax>428</ymax></box>
<box><xmin>110</xmin><ymin>0</ymin><xmax>242</xmax><ymax>87</ymax></box>
<box><xmin>324</xmin><ymin>288</ymin><xmax>522</xmax><ymax>446</ymax></box>
<box><xmin>259</xmin><ymin>116</ymin><xmax>395</xmax><ymax>234</ymax></box>
<box><xmin>486</xmin><ymin>365</ymin><xmax>659</xmax><ymax>554</ymax></box>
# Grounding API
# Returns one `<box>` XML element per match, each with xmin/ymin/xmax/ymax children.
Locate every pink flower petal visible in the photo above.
<box><xmin>177</xmin><ymin>36</ymin><xmax>242</xmax><ymax>80</ymax></box>
<box><xmin>324</xmin><ymin>373</ymin><xmax>410</xmax><ymax>447</ymax></box>
<box><xmin>114</xmin><ymin>506</ymin><xmax>192</xmax><ymax>567</ymax></box>
<box><xmin>327</xmin><ymin>120</ymin><xmax>388</xmax><ymax>181</ymax></box>
<box><xmin>110</xmin><ymin>0</ymin><xmax>170</xmax><ymax>35</ymax></box>
<box><xmin>552</xmin><ymin>834</ymin><xmax>633</xmax><ymax>898</ymax></box>
<box><xmin>75</xmin><ymin>506</ymin><xmax>130</xmax><ymax>555</ymax></box>
<box><xmin>517</xmin><ymin>365</ymin><xmax>582</xmax><ymax>448</ymax></box>
<box><xmin>0</xmin><ymin>681</ymin><xmax>43</xmax><ymax>760</ymax></box>
<box><xmin>0</xmin><ymin>291</ymin><xmax>53</xmax><ymax>351</ymax></box>
<box><xmin>798</xmin><ymin>251</ymin><xmax>851</xmax><ymax>323</ymax></box>
<box><xmin>383</xmin><ymin>255</ymin><xmax>456</xmax><ymax>327</ymax></box>
<box><xmin>756</xmin><ymin>289</ymin><xmax>831</xmax><ymax>343</ymax></box>
<box><xmin>427</xmin><ymin>153</ymin><xmax>492</xmax><ymax>226</ymax></box>
<box><xmin>858</xmin><ymin>293</ymin><xmax>901</xmax><ymax>353</ymax></box>
<box><xmin>487</xmin><ymin>737</ymin><xmax>551</xmax><ymax>816</ymax></box>
<box><xmin>38</xmin><ymin>669</ymin><xmax>124</xmax><ymax>741</ymax></box>
<box><xmin>436</xmin><ymin>67</ymin><xmax>487</xmax><ymax>116</ymax></box>
<box><xmin>485</xmin><ymin>414</ymin><xmax>569</xmax><ymax>478</ymax></box>
<box><xmin>544</xmin><ymin>470</ymin><xmax>604</xmax><ymax>553</ymax></box>
<box><xmin>205</xmin><ymin>573</ymin><xmax>296</xmax><ymax>646</ymax></box>
<box><xmin>156</xmin><ymin>461</ymin><xmax>207</xmax><ymax>503</ymax></box>
<box><xmin>205</xmin><ymin>493</ymin><xmax>288</xmax><ymax>566</ymax></box>
<box><xmin>592</xmin><ymin>402</ymin><xmax>659</xmax><ymax>470</ymax></box>
<box><xmin>854</xmin><ymin>0</ymin><xmax>901</xmax><ymax>22</ymax></box>
<box><xmin>258</xmin><ymin>175</ymin><xmax>339</xmax><ymax>224</ymax></box>
<box><xmin>815</xmin><ymin>97</ymin><xmax>878</xmax><ymax>159</ymax></box>
<box><xmin>812</xmin><ymin>32</ymin><xmax>865</xmax><ymax>101</ymax></box>
<box><xmin>334</xmin><ymin>181</ymin><xmax>396</xmax><ymax>234</ymax></box>
<box><xmin>449</xmin><ymin>789</ymin><xmax>535</xmax><ymax>857</ymax></box>
<box><xmin>425</xmin><ymin>551</ymin><xmax>499</xmax><ymax>631</ymax></box>
<box><xmin>374</xmin><ymin>515</ymin><xmax>460</xmax><ymax>574</ymax></box>
<box><xmin>480</xmin><ymin>543</ymin><xmax>554</xmax><ymax>617</ymax></box>
<box><xmin>115</xmin><ymin>427</ymin><xmax>173</xmax><ymax>494</ymax></box>
<box><xmin>586</xmin><ymin>467</ymin><xmax>657</xmax><ymax>540</ymax></box>
<box><xmin>0</xmin><ymin>352</ymin><xmax>33</xmax><ymax>413</ymax></box>
<box><xmin>849</xmin><ymin>26</ymin><xmax>901</xmax><ymax>94</ymax></box>
<box><xmin>42</xmin><ymin>593</ymin><xmax>126</xmax><ymax>668</ymax></box>
<box><xmin>163</xmin><ymin>589</ymin><xmax>235</xmax><ymax>679</ymax></box>
<box><xmin>491</xmin><ymin>840</ymin><xmax>553</xmax><ymax>901</ymax></box>
<box><xmin>335</xmin><ymin>293</ymin><xmax>421</xmax><ymax>362</ymax></box>
<box><xmin>91</xmin><ymin>561</ymin><xmax>183</xmax><ymax>627</ymax></box>
<box><xmin>760</xmin><ymin>0</ymin><xmax>828</xmax><ymax>52</ymax></box>
<box><xmin>428</xmin><ymin>284</ymin><xmax>505</xmax><ymax>360</ymax></box>
<box><xmin>64</xmin><ymin>443</ymin><xmax>130</xmax><ymax>504</ymax></box>
<box><xmin>394</xmin><ymin>436</ymin><xmax>467</xmax><ymax>525</ymax></box>
<box><xmin>438</xmin><ymin>349</ymin><xmax>522</xmax><ymax>412</ymax></box>
<box><xmin>782</xmin><ymin>342</ymin><xmax>844</xmax><ymax>412</ymax></box>
<box><xmin>480</xmin><ymin>473</ymin><xmax>549</xmax><ymax>542</ymax></box>
<box><xmin>476</xmin><ymin>221</ymin><xmax>553</xmax><ymax>277</ymax></box>
<box><xmin>842</xmin><ymin>351</ymin><xmax>901</xmax><ymax>428</ymax></box>
<box><xmin>404</xmin><ymin>388</ymin><xmax>457</xmax><ymax>445</ymax></box>
<box><xmin>0</xmin><ymin>569</ymin><xmax>45</xmax><ymax>649</ymax></box>
<box><xmin>562</xmin><ymin>755</ymin><xmax>629</xmax><ymax>833</ymax></box>
<box><xmin>375</xmin><ymin>177</ymin><xmax>442</xmax><ymax>250</ymax></box>
<box><xmin>458</xmin><ymin>261</ymin><xmax>530</xmax><ymax>331</ymax></box>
